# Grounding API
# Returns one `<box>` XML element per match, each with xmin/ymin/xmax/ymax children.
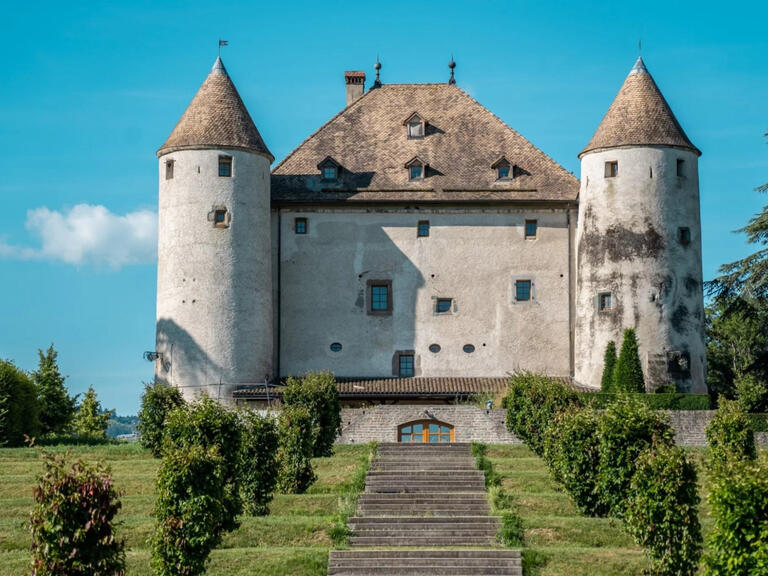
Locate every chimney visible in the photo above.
<box><xmin>345</xmin><ymin>71</ymin><xmax>366</xmax><ymax>106</ymax></box>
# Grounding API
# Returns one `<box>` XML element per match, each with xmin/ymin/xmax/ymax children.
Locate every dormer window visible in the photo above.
<box><xmin>491</xmin><ymin>157</ymin><xmax>513</xmax><ymax>181</ymax></box>
<box><xmin>405</xmin><ymin>157</ymin><xmax>426</xmax><ymax>181</ymax></box>
<box><xmin>317</xmin><ymin>156</ymin><xmax>341</xmax><ymax>181</ymax></box>
<box><xmin>403</xmin><ymin>112</ymin><xmax>426</xmax><ymax>139</ymax></box>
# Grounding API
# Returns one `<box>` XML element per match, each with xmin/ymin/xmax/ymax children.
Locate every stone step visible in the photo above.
<box><xmin>331</xmin><ymin>551</ymin><xmax>522</xmax><ymax>559</ymax></box>
<box><xmin>330</xmin><ymin>566</ymin><xmax>520</xmax><ymax>575</ymax></box>
<box><xmin>359</xmin><ymin>493</ymin><xmax>489</xmax><ymax>501</ymax></box>
<box><xmin>366</xmin><ymin>484</ymin><xmax>485</xmax><ymax>492</ymax></box>
<box><xmin>349</xmin><ymin>536</ymin><xmax>497</xmax><ymax>546</ymax></box>
<box><xmin>349</xmin><ymin>516</ymin><xmax>499</xmax><ymax>523</ymax></box>
<box><xmin>358</xmin><ymin>508</ymin><xmax>491</xmax><ymax>517</ymax></box>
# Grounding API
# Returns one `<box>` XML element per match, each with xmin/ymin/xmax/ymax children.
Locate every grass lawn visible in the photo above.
<box><xmin>0</xmin><ymin>442</ymin><xmax>374</xmax><ymax>576</ymax></box>
<box><xmin>487</xmin><ymin>444</ymin><xmax>713</xmax><ymax>576</ymax></box>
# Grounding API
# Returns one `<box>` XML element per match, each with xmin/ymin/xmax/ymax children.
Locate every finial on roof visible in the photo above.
<box><xmin>630</xmin><ymin>55</ymin><xmax>647</xmax><ymax>75</ymax></box>
<box><xmin>448</xmin><ymin>55</ymin><xmax>456</xmax><ymax>85</ymax></box>
<box><xmin>211</xmin><ymin>56</ymin><xmax>227</xmax><ymax>75</ymax></box>
<box><xmin>372</xmin><ymin>56</ymin><xmax>382</xmax><ymax>90</ymax></box>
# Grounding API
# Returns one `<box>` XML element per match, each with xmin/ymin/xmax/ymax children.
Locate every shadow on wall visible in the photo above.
<box><xmin>156</xmin><ymin>318</ymin><xmax>225</xmax><ymax>401</ymax></box>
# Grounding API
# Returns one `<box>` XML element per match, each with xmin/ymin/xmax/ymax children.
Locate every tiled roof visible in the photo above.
<box><xmin>334</xmin><ymin>377</ymin><xmax>511</xmax><ymax>397</ymax></box>
<box><xmin>158</xmin><ymin>57</ymin><xmax>273</xmax><ymax>160</ymax></box>
<box><xmin>581</xmin><ymin>57</ymin><xmax>699</xmax><ymax>157</ymax></box>
<box><xmin>272</xmin><ymin>84</ymin><xmax>579</xmax><ymax>204</ymax></box>
<box><xmin>345</xmin><ymin>71</ymin><xmax>366</xmax><ymax>78</ymax></box>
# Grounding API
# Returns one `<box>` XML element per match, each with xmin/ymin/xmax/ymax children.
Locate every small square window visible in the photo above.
<box><xmin>436</xmin><ymin>298</ymin><xmax>452</xmax><ymax>313</ymax></box>
<box><xmin>219</xmin><ymin>156</ymin><xmax>232</xmax><ymax>177</ymax></box>
<box><xmin>323</xmin><ymin>166</ymin><xmax>337</xmax><ymax>180</ymax></box>
<box><xmin>497</xmin><ymin>166</ymin><xmax>510</xmax><ymax>180</ymax></box>
<box><xmin>515</xmin><ymin>280</ymin><xmax>531</xmax><ymax>302</ymax></box>
<box><xmin>605</xmin><ymin>161</ymin><xmax>618</xmax><ymax>178</ymax></box>
<box><xmin>295</xmin><ymin>218</ymin><xmax>308</xmax><ymax>235</ymax></box>
<box><xmin>525</xmin><ymin>219</ymin><xmax>538</xmax><ymax>239</ymax></box>
<box><xmin>417</xmin><ymin>220</ymin><xmax>430</xmax><ymax>237</ymax></box>
<box><xmin>165</xmin><ymin>159</ymin><xmax>174</xmax><ymax>180</ymax></box>
<box><xmin>678</xmin><ymin>227</ymin><xmax>691</xmax><ymax>246</ymax></box>
<box><xmin>370</xmin><ymin>284</ymin><xmax>390</xmax><ymax>312</ymax></box>
<box><xmin>598</xmin><ymin>292</ymin><xmax>612</xmax><ymax>311</ymax></box>
<box><xmin>409</xmin><ymin>165</ymin><xmax>423</xmax><ymax>180</ymax></box>
<box><xmin>213</xmin><ymin>208</ymin><xmax>228</xmax><ymax>228</ymax></box>
<box><xmin>407</xmin><ymin>122</ymin><xmax>424</xmax><ymax>138</ymax></box>
<box><xmin>676</xmin><ymin>159</ymin><xmax>685</xmax><ymax>177</ymax></box>
<box><xmin>399</xmin><ymin>354</ymin><xmax>415</xmax><ymax>377</ymax></box>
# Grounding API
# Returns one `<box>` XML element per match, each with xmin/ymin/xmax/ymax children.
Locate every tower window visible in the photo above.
<box><xmin>676</xmin><ymin>159</ymin><xmax>685</xmax><ymax>177</ymax></box>
<box><xmin>218</xmin><ymin>156</ymin><xmax>232</xmax><ymax>177</ymax></box>
<box><xmin>295</xmin><ymin>217</ymin><xmax>308</xmax><ymax>235</ymax></box>
<box><xmin>398</xmin><ymin>354</ymin><xmax>415</xmax><ymax>377</ymax></box>
<box><xmin>165</xmin><ymin>159</ymin><xmax>174</xmax><ymax>180</ymax></box>
<box><xmin>525</xmin><ymin>219</ymin><xmax>538</xmax><ymax>239</ymax></box>
<box><xmin>463</xmin><ymin>344</ymin><xmax>475</xmax><ymax>354</ymax></box>
<box><xmin>436</xmin><ymin>298</ymin><xmax>453</xmax><ymax>314</ymax></box>
<box><xmin>330</xmin><ymin>342</ymin><xmax>342</xmax><ymax>352</ymax></box>
<box><xmin>598</xmin><ymin>292</ymin><xmax>613</xmax><ymax>311</ymax></box>
<box><xmin>515</xmin><ymin>279</ymin><xmax>532</xmax><ymax>302</ymax></box>
<box><xmin>368</xmin><ymin>280</ymin><xmax>392</xmax><ymax>315</ymax></box>
<box><xmin>429</xmin><ymin>343</ymin><xmax>441</xmax><ymax>353</ymax></box>
<box><xmin>678</xmin><ymin>227</ymin><xmax>691</xmax><ymax>246</ymax></box>
<box><xmin>605</xmin><ymin>161</ymin><xmax>618</xmax><ymax>178</ymax></box>
<box><xmin>417</xmin><ymin>220</ymin><xmax>430</xmax><ymax>237</ymax></box>
<box><xmin>213</xmin><ymin>208</ymin><xmax>229</xmax><ymax>228</ymax></box>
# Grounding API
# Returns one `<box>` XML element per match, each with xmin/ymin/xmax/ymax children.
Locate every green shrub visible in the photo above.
<box><xmin>282</xmin><ymin>371</ymin><xmax>342</xmax><ymax>457</ymax></box>
<box><xmin>497</xmin><ymin>511</ymin><xmax>525</xmax><ymax>548</ymax></box>
<box><xmin>276</xmin><ymin>405</ymin><xmax>317</xmax><ymax>494</ymax></box>
<box><xmin>0</xmin><ymin>359</ymin><xmax>40</xmax><ymax>446</ymax></box>
<box><xmin>30</xmin><ymin>451</ymin><xmax>125</xmax><ymax>576</ymax></box>
<box><xmin>504</xmin><ymin>372</ymin><xmax>579</xmax><ymax>456</ymax></box>
<box><xmin>137</xmin><ymin>381</ymin><xmax>185</xmax><ymax>457</ymax></box>
<box><xmin>238</xmin><ymin>410</ymin><xmax>279</xmax><ymax>516</ymax></box>
<box><xmin>32</xmin><ymin>344</ymin><xmax>77</xmax><ymax>436</ymax></box>
<box><xmin>577</xmin><ymin>392</ymin><xmax>711</xmax><ymax>410</ymax></box>
<box><xmin>72</xmin><ymin>386</ymin><xmax>112</xmax><ymax>439</ymax></box>
<box><xmin>543</xmin><ymin>406</ymin><xmax>607</xmax><ymax>517</ymax></box>
<box><xmin>471</xmin><ymin>442</ymin><xmax>501</xmax><ymax>488</ymax></box>
<box><xmin>748</xmin><ymin>413</ymin><xmax>768</xmax><ymax>432</ymax></box>
<box><xmin>489</xmin><ymin>486</ymin><xmax>516</xmax><ymax>513</ymax></box>
<box><xmin>706</xmin><ymin>398</ymin><xmax>756</xmax><ymax>466</ymax></box>
<box><xmin>152</xmin><ymin>443</ymin><xmax>225</xmax><ymax>576</ymax></box>
<box><xmin>613</xmin><ymin>328</ymin><xmax>645</xmax><ymax>393</ymax></box>
<box><xmin>625</xmin><ymin>444</ymin><xmax>702</xmax><ymax>576</ymax></box>
<box><xmin>704</xmin><ymin>454</ymin><xmax>768</xmax><ymax>575</ymax></box>
<box><xmin>164</xmin><ymin>396</ymin><xmax>242</xmax><ymax>532</ymax></box>
<box><xmin>600</xmin><ymin>341</ymin><xmax>617</xmax><ymax>393</ymax></box>
<box><xmin>596</xmin><ymin>397</ymin><xmax>673</xmax><ymax>517</ymax></box>
<box><xmin>734</xmin><ymin>372</ymin><xmax>768</xmax><ymax>413</ymax></box>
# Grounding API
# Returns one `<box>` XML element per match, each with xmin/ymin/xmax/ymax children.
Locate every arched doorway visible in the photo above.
<box><xmin>398</xmin><ymin>420</ymin><xmax>454</xmax><ymax>443</ymax></box>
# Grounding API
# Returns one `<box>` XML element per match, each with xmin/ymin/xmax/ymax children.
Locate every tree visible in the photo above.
<box><xmin>276</xmin><ymin>405</ymin><xmax>316</xmax><ymax>494</ymax></box>
<box><xmin>238</xmin><ymin>410</ymin><xmax>279</xmax><ymax>515</ymax></box>
<box><xmin>600</xmin><ymin>341</ymin><xmax>618</xmax><ymax>393</ymax></box>
<box><xmin>32</xmin><ymin>344</ymin><xmax>77</xmax><ymax>436</ymax></box>
<box><xmin>72</xmin><ymin>387</ymin><xmax>112</xmax><ymax>439</ymax></box>
<box><xmin>137</xmin><ymin>381</ymin><xmax>185</xmax><ymax>457</ymax></box>
<box><xmin>282</xmin><ymin>371</ymin><xmax>342</xmax><ymax>457</ymax></box>
<box><xmin>706</xmin><ymin>398</ymin><xmax>756</xmax><ymax>466</ymax></box>
<box><xmin>0</xmin><ymin>359</ymin><xmax>40</xmax><ymax>446</ymax></box>
<box><xmin>613</xmin><ymin>328</ymin><xmax>645</xmax><ymax>393</ymax></box>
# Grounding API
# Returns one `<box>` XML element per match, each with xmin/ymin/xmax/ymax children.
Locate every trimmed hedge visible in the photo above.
<box><xmin>706</xmin><ymin>399</ymin><xmax>756</xmax><ymax>466</ymax></box>
<box><xmin>578</xmin><ymin>392</ymin><xmax>711</xmax><ymax>410</ymax></box>
<box><xmin>748</xmin><ymin>413</ymin><xmax>768</xmax><ymax>432</ymax></box>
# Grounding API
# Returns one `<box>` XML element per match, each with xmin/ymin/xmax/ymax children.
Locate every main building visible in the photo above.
<box><xmin>154</xmin><ymin>55</ymin><xmax>706</xmax><ymax>405</ymax></box>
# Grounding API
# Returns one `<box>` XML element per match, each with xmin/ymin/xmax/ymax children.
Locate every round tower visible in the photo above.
<box><xmin>574</xmin><ymin>57</ymin><xmax>706</xmax><ymax>393</ymax></box>
<box><xmin>155</xmin><ymin>57</ymin><xmax>274</xmax><ymax>403</ymax></box>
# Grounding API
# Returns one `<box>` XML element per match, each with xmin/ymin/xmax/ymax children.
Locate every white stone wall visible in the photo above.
<box><xmin>276</xmin><ymin>207</ymin><xmax>573</xmax><ymax>379</ymax></box>
<box><xmin>156</xmin><ymin>148</ymin><xmax>273</xmax><ymax>403</ymax></box>
<box><xmin>575</xmin><ymin>146</ymin><xmax>705</xmax><ymax>392</ymax></box>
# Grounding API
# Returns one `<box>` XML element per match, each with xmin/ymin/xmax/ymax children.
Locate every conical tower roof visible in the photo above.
<box><xmin>157</xmin><ymin>57</ymin><xmax>273</xmax><ymax>160</ymax></box>
<box><xmin>580</xmin><ymin>57</ymin><xmax>700</xmax><ymax>157</ymax></box>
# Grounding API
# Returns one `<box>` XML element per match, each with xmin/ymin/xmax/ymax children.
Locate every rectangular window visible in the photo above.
<box><xmin>409</xmin><ymin>165</ymin><xmax>423</xmax><ymax>180</ymax></box>
<box><xmin>370</xmin><ymin>283</ymin><xmax>391</xmax><ymax>313</ymax></box>
<box><xmin>598</xmin><ymin>292</ymin><xmax>612</xmax><ymax>311</ymax></box>
<box><xmin>323</xmin><ymin>166</ymin><xmax>337</xmax><ymax>180</ymax></box>
<box><xmin>219</xmin><ymin>156</ymin><xmax>232</xmax><ymax>177</ymax></box>
<box><xmin>525</xmin><ymin>219</ymin><xmax>538</xmax><ymax>239</ymax></box>
<box><xmin>678</xmin><ymin>227</ymin><xmax>691</xmax><ymax>245</ymax></box>
<box><xmin>417</xmin><ymin>220</ymin><xmax>430</xmax><ymax>237</ymax></box>
<box><xmin>515</xmin><ymin>280</ymin><xmax>531</xmax><ymax>302</ymax></box>
<box><xmin>436</xmin><ymin>298</ymin><xmax>452</xmax><ymax>313</ymax></box>
<box><xmin>213</xmin><ymin>208</ymin><xmax>228</xmax><ymax>228</ymax></box>
<box><xmin>605</xmin><ymin>161</ymin><xmax>618</xmax><ymax>178</ymax></box>
<box><xmin>407</xmin><ymin>122</ymin><xmax>424</xmax><ymax>138</ymax></box>
<box><xmin>295</xmin><ymin>217</ymin><xmax>307</xmax><ymax>235</ymax></box>
<box><xmin>165</xmin><ymin>159</ymin><xmax>174</xmax><ymax>180</ymax></box>
<box><xmin>399</xmin><ymin>354</ymin><xmax>415</xmax><ymax>377</ymax></box>
<box><xmin>497</xmin><ymin>165</ymin><xmax>510</xmax><ymax>179</ymax></box>
<box><xmin>676</xmin><ymin>159</ymin><xmax>685</xmax><ymax>177</ymax></box>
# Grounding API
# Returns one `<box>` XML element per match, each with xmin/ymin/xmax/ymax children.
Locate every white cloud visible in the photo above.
<box><xmin>0</xmin><ymin>204</ymin><xmax>157</xmax><ymax>269</ymax></box>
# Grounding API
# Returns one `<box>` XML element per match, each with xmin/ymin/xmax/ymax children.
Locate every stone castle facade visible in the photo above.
<box><xmin>153</xmin><ymin>55</ymin><xmax>706</xmax><ymax>405</ymax></box>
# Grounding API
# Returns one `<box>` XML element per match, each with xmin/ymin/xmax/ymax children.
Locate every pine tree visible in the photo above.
<box><xmin>613</xmin><ymin>329</ymin><xmax>645</xmax><ymax>393</ymax></box>
<box><xmin>600</xmin><ymin>341</ymin><xmax>618</xmax><ymax>392</ymax></box>
<box><xmin>33</xmin><ymin>344</ymin><xmax>76</xmax><ymax>435</ymax></box>
<box><xmin>72</xmin><ymin>387</ymin><xmax>112</xmax><ymax>439</ymax></box>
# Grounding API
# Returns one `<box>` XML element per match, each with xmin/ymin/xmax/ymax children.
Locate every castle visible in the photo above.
<box><xmin>154</xmin><ymin>55</ymin><xmax>706</xmax><ymax>407</ymax></box>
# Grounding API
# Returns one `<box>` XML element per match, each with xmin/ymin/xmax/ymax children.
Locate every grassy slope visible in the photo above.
<box><xmin>0</xmin><ymin>442</ymin><xmax>373</xmax><ymax>576</ymax></box>
<box><xmin>487</xmin><ymin>445</ymin><xmax>713</xmax><ymax>576</ymax></box>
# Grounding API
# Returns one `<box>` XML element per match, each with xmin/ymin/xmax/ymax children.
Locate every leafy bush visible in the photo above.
<box><xmin>471</xmin><ymin>442</ymin><xmax>501</xmax><ymax>488</ymax></box>
<box><xmin>543</xmin><ymin>406</ymin><xmax>607</xmax><ymax>517</ymax></box>
<box><xmin>613</xmin><ymin>328</ymin><xmax>645</xmax><ymax>393</ymax></box>
<box><xmin>504</xmin><ymin>372</ymin><xmax>579</xmax><ymax>456</ymax></box>
<box><xmin>625</xmin><ymin>444</ymin><xmax>702</xmax><ymax>576</ymax></box>
<box><xmin>706</xmin><ymin>398</ymin><xmax>756</xmax><ymax>466</ymax></box>
<box><xmin>282</xmin><ymin>371</ymin><xmax>341</xmax><ymax>457</ymax></box>
<box><xmin>72</xmin><ymin>386</ymin><xmax>112</xmax><ymax>439</ymax></box>
<box><xmin>748</xmin><ymin>413</ymin><xmax>768</xmax><ymax>432</ymax></box>
<box><xmin>137</xmin><ymin>381</ymin><xmax>185</xmax><ymax>457</ymax></box>
<box><xmin>164</xmin><ymin>396</ymin><xmax>242</xmax><ymax>532</ymax></box>
<box><xmin>276</xmin><ymin>405</ymin><xmax>317</xmax><ymax>494</ymax></box>
<box><xmin>0</xmin><ymin>359</ymin><xmax>40</xmax><ymax>446</ymax></box>
<box><xmin>238</xmin><ymin>410</ymin><xmax>279</xmax><ymax>516</ymax></box>
<box><xmin>30</xmin><ymin>451</ymin><xmax>125</xmax><ymax>576</ymax></box>
<box><xmin>32</xmin><ymin>344</ymin><xmax>77</xmax><ymax>436</ymax></box>
<box><xmin>577</xmin><ymin>392</ymin><xmax>711</xmax><ymax>411</ymax></box>
<box><xmin>600</xmin><ymin>341</ymin><xmax>617</xmax><ymax>393</ymax></box>
<box><xmin>497</xmin><ymin>511</ymin><xmax>525</xmax><ymax>547</ymax></box>
<box><xmin>704</xmin><ymin>454</ymin><xmax>768</xmax><ymax>575</ymax></box>
<box><xmin>596</xmin><ymin>397</ymin><xmax>673</xmax><ymax>517</ymax></box>
<box><xmin>734</xmin><ymin>372</ymin><xmax>768</xmax><ymax>413</ymax></box>
<box><xmin>152</xmin><ymin>443</ymin><xmax>225</xmax><ymax>576</ymax></box>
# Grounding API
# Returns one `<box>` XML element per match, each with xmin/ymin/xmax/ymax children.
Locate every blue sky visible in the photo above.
<box><xmin>1</xmin><ymin>0</ymin><xmax>766</xmax><ymax>414</ymax></box>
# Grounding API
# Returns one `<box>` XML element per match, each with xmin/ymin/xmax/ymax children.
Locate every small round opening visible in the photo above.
<box><xmin>429</xmin><ymin>344</ymin><xmax>441</xmax><ymax>354</ymax></box>
<box><xmin>330</xmin><ymin>342</ymin><xmax>342</xmax><ymax>352</ymax></box>
<box><xmin>463</xmin><ymin>344</ymin><xmax>475</xmax><ymax>354</ymax></box>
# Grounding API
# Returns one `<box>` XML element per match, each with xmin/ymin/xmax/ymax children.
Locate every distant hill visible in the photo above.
<box><xmin>107</xmin><ymin>415</ymin><xmax>138</xmax><ymax>438</ymax></box>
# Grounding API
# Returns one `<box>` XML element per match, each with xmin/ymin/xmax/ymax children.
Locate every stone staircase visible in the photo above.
<box><xmin>328</xmin><ymin>442</ymin><xmax>522</xmax><ymax>575</ymax></box>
